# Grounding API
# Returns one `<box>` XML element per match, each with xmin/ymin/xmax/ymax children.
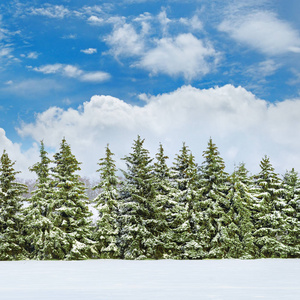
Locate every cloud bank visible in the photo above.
<box><xmin>12</xmin><ymin>85</ymin><xmax>300</xmax><ymax>179</ymax></box>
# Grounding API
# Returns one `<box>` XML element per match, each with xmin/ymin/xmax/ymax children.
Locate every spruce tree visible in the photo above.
<box><xmin>119</xmin><ymin>136</ymin><xmax>158</xmax><ymax>259</ymax></box>
<box><xmin>0</xmin><ymin>150</ymin><xmax>28</xmax><ymax>260</ymax></box>
<box><xmin>282</xmin><ymin>169</ymin><xmax>300</xmax><ymax>257</ymax></box>
<box><xmin>152</xmin><ymin>143</ymin><xmax>176</xmax><ymax>258</ymax></box>
<box><xmin>252</xmin><ymin>156</ymin><xmax>287</xmax><ymax>258</ymax></box>
<box><xmin>93</xmin><ymin>144</ymin><xmax>120</xmax><ymax>259</ymax></box>
<box><xmin>25</xmin><ymin>141</ymin><xmax>65</xmax><ymax>260</ymax></box>
<box><xmin>51</xmin><ymin>138</ymin><xmax>95</xmax><ymax>260</ymax></box>
<box><xmin>223</xmin><ymin>163</ymin><xmax>256</xmax><ymax>258</ymax></box>
<box><xmin>198</xmin><ymin>138</ymin><xmax>230</xmax><ymax>259</ymax></box>
<box><xmin>170</xmin><ymin>144</ymin><xmax>203</xmax><ymax>259</ymax></box>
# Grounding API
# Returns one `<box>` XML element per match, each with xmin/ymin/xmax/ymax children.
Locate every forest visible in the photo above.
<box><xmin>0</xmin><ymin>136</ymin><xmax>299</xmax><ymax>260</ymax></box>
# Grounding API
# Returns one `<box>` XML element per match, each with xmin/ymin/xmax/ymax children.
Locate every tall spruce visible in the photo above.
<box><xmin>0</xmin><ymin>150</ymin><xmax>28</xmax><ymax>260</ymax></box>
<box><xmin>25</xmin><ymin>141</ymin><xmax>63</xmax><ymax>260</ymax></box>
<box><xmin>170</xmin><ymin>143</ymin><xmax>203</xmax><ymax>259</ymax></box>
<box><xmin>282</xmin><ymin>169</ymin><xmax>300</xmax><ymax>257</ymax></box>
<box><xmin>119</xmin><ymin>136</ymin><xmax>158</xmax><ymax>259</ymax></box>
<box><xmin>93</xmin><ymin>144</ymin><xmax>120</xmax><ymax>258</ymax></box>
<box><xmin>224</xmin><ymin>163</ymin><xmax>256</xmax><ymax>258</ymax></box>
<box><xmin>51</xmin><ymin>138</ymin><xmax>95</xmax><ymax>260</ymax></box>
<box><xmin>198</xmin><ymin>138</ymin><xmax>230</xmax><ymax>258</ymax></box>
<box><xmin>153</xmin><ymin>143</ymin><xmax>177</xmax><ymax>258</ymax></box>
<box><xmin>252</xmin><ymin>156</ymin><xmax>287</xmax><ymax>258</ymax></box>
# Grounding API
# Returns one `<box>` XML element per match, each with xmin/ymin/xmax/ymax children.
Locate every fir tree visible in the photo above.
<box><xmin>252</xmin><ymin>156</ymin><xmax>287</xmax><ymax>258</ymax></box>
<box><xmin>198</xmin><ymin>138</ymin><xmax>230</xmax><ymax>259</ymax></box>
<box><xmin>0</xmin><ymin>150</ymin><xmax>28</xmax><ymax>260</ymax></box>
<box><xmin>51</xmin><ymin>138</ymin><xmax>95</xmax><ymax>260</ymax></box>
<box><xmin>282</xmin><ymin>169</ymin><xmax>300</xmax><ymax>257</ymax></box>
<box><xmin>170</xmin><ymin>144</ymin><xmax>203</xmax><ymax>259</ymax></box>
<box><xmin>25</xmin><ymin>141</ymin><xmax>65</xmax><ymax>260</ymax></box>
<box><xmin>93</xmin><ymin>144</ymin><xmax>120</xmax><ymax>259</ymax></box>
<box><xmin>223</xmin><ymin>163</ymin><xmax>256</xmax><ymax>258</ymax></box>
<box><xmin>119</xmin><ymin>136</ymin><xmax>158</xmax><ymax>259</ymax></box>
<box><xmin>152</xmin><ymin>143</ymin><xmax>176</xmax><ymax>258</ymax></box>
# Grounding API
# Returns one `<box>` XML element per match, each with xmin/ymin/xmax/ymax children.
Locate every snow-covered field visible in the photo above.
<box><xmin>0</xmin><ymin>259</ymin><xmax>299</xmax><ymax>300</ymax></box>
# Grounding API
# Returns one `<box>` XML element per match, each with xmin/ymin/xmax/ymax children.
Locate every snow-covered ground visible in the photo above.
<box><xmin>0</xmin><ymin>259</ymin><xmax>299</xmax><ymax>300</ymax></box>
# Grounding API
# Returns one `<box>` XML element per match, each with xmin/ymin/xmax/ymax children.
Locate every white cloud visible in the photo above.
<box><xmin>33</xmin><ymin>64</ymin><xmax>63</xmax><ymax>74</ymax></box>
<box><xmin>16</xmin><ymin>85</ymin><xmax>300</xmax><ymax>178</ymax></box>
<box><xmin>80</xmin><ymin>48</ymin><xmax>97</xmax><ymax>55</ymax></box>
<box><xmin>33</xmin><ymin>64</ymin><xmax>110</xmax><ymax>83</ymax></box>
<box><xmin>247</xmin><ymin>59</ymin><xmax>281</xmax><ymax>79</ymax></box>
<box><xmin>138</xmin><ymin>33</ymin><xmax>219</xmax><ymax>80</ymax></box>
<box><xmin>30</xmin><ymin>5</ymin><xmax>70</xmax><ymax>19</ymax></box>
<box><xmin>105</xmin><ymin>23</ymin><xmax>145</xmax><ymax>58</ymax></box>
<box><xmin>158</xmin><ymin>9</ymin><xmax>171</xmax><ymax>36</ymax></box>
<box><xmin>88</xmin><ymin>15</ymin><xmax>104</xmax><ymax>25</ymax></box>
<box><xmin>27</xmin><ymin>52</ymin><xmax>39</xmax><ymax>59</ymax></box>
<box><xmin>0</xmin><ymin>128</ymin><xmax>39</xmax><ymax>179</ymax></box>
<box><xmin>104</xmin><ymin>12</ymin><xmax>219</xmax><ymax>80</ymax></box>
<box><xmin>219</xmin><ymin>11</ymin><xmax>300</xmax><ymax>55</ymax></box>
<box><xmin>2</xmin><ymin>79</ymin><xmax>63</xmax><ymax>98</ymax></box>
<box><xmin>80</xmin><ymin>71</ymin><xmax>111</xmax><ymax>82</ymax></box>
<box><xmin>180</xmin><ymin>15</ymin><xmax>203</xmax><ymax>31</ymax></box>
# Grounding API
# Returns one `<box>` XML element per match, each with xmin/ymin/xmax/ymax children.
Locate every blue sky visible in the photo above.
<box><xmin>1</xmin><ymin>0</ymin><xmax>300</xmax><ymax>178</ymax></box>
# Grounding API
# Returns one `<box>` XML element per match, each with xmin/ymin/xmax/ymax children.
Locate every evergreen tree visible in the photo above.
<box><xmin>170</xmin><ymin>144</ymin><xmax>203</xmax><ymax>259</ymax></box>
<box><xmin>198</xmin><ymin>138</ymin><xmax>230</xmax><ymax>259</ymax></box>
<box><xmin>93</xmin><ymin>144</ymin><xmax>120</xmax><ymax>259</ymax></box>
<box><xmin>252</xmin><ymin>156</ymin><xmax>287</xmax><ymax>258</ymax></box>
<box><xmin>51</xmin><ymin>138</ymin><xmax>95</xmax><ymax>260</ymax></box>
<box><xmin>223</xmin><ymin>163</ymin><xmax>256</xmax><ymax>258</ymax></box>
<box><xmin>0</xmin><ymin>150</ymin><xmax>28</xmax><ymax>260</ymax></box>
<box><xmin>152</xmin><ymin>143</ymin><xmax>176</xmax><ymax>258</ymax></box>
<box><xmin>119</xmin><ymin>136</ymin><xmax>158</xmax><ymax>259</ymax></box>
<box><xmin>282</xmin><ymin>169</ymin><xmax>300</xmax><ymax>257</ymax></box>
<box><xmin>25</xmin><ymin>141</ymin><xmax>66</xmax><ymax>260</ymax></box>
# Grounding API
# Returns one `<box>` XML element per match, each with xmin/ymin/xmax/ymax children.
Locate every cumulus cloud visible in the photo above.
<box><xmin>105</xmin><ymin>23</ymin><xmax>145</xmax><ymax>58</ymax></box>
<box><xmin>104</xmin><ymin>10</ymin><xmax>219</xmax><ymax>80</ymax></box>
<box><xmin>0</xmin><ymin>128</ymin><xmax>39</xmax><ymax>179</ymax></box>
<box><xmin>80</xmin><ymin>48</ymin><xmax>97</xmax><ymax>55</ymax></box>
<box><xmin>33</xmin><ymin>64</ymin><xmax>110</xmax><ymax>83</ymax></box>
<box><xmin>219</xmin><ymin>10</ymin><xmax>300</xmax><ymax>55</ymax></box>
<box><xmin>138</xmin><ymin>33</ymin><xmax>219</xmax><ymax>80</ymax></box>
<box><xmin>17</xmin><ymin>85</ymin><xmax>300</xmax><ymax>178</ymax></box>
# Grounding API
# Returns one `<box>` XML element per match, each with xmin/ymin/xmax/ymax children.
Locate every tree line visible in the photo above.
<box><xmin>0</xmin><ymin>136</ymin><xmax>299</xmax><ymax>260</ymax></box>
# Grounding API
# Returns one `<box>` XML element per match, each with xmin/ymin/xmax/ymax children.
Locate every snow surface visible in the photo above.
<box><xmin>0</xmin><ymin>259</ymin><xmax>299</xmax><ymax>300</ymax></box>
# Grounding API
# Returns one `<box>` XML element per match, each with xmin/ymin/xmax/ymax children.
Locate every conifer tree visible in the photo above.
<box><xmin>282</xmin><ymin>169</ymin><xmax>300</xmax><ymax>257</ymax></box>
<box><xmin>252</xmin><ymin>156</ymin><xmax>287</xmax><ymax>258</ymax></box>
<box><xmin>152</xmin><ymin>143</ymin><xmax>176</xmax><ymax>258</ymax></box>
<box><xmin>0</xmin><ymin>150</ymin><xmax>28</xmax><ymax>260</ymax></box>
<box><xmin>93</xmin><ymin>144</ymin><xmax>120</xmax><ymax>259</ymax></box>
<box><xmin>51</xmin><ymin>138</ymin><xmax>95</xmax><ymax>260</ymax></box>
<box><xmin>119</xmin><ymin>136</ymin><xmax>158</xmax><ymax>259</ymax></box>
<box><xmin>198</xmin><ymin>138</ymin><xmax>230</xmax><ymax>259</ymax></box>
<box><xmin>170</xmin><ymin>144</ymin><xmax>203</xmax><ymax>259</ymax></box>
<box><xmin>223</xmin><ymin>163</ymin><xmax>256</xmax><ymax>258</ymax></box>
<box><xmin>25</xmin><ymin>141</ymin><xmax>66</xmax><ymax>260</ymax></box>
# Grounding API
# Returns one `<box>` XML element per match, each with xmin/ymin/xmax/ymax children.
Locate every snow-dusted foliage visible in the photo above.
<box><xmin>282</xmin><ymin>169</ymin><xmax>300</xmax><ymax>257</ymax></box>
<box><xmin>152</xmin><ymin>144</ymin><xmax>176</xmax><ymax>258</ymax></box>
<box><xmin>118</xmin><ymin>136</ymin><xmax>159</xmax><ymax>259</ymax></box>
<box><xmin>0</xmin><ymin>150</ymin><xmax>28</xmax><ymax>260</ymax></box>
<box><xmin>170</xmin><ymin>144</ymin><xmax>203</xmax><ymax>259</ymax></box>
<box><xmin>93</xmin><ymin>145</ymin><xmax>120</xmax><ymax>258</ymax></box>
<box><xmin>252</xmin><ymin>156</ymin><xmax>287</xmax><ymax>258</ymax></box>
<box><xmin>51</xmin><ymin>138</ymin><xmax>95</xmax><ymax>260</ymax></box>
<box><xmin>223</xmin><ymin>163</ymin><xmax>256</xmax><ymax>258</ymax></box>
<box><xmin>0</xmin><ymin>137</ymin><xmax>299</xmax><ymax>260</ymax></box>
<box><xmin>198</xmin><ymin>138</ymin><xmax>230</xmax><ymax>259</ymax></box>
